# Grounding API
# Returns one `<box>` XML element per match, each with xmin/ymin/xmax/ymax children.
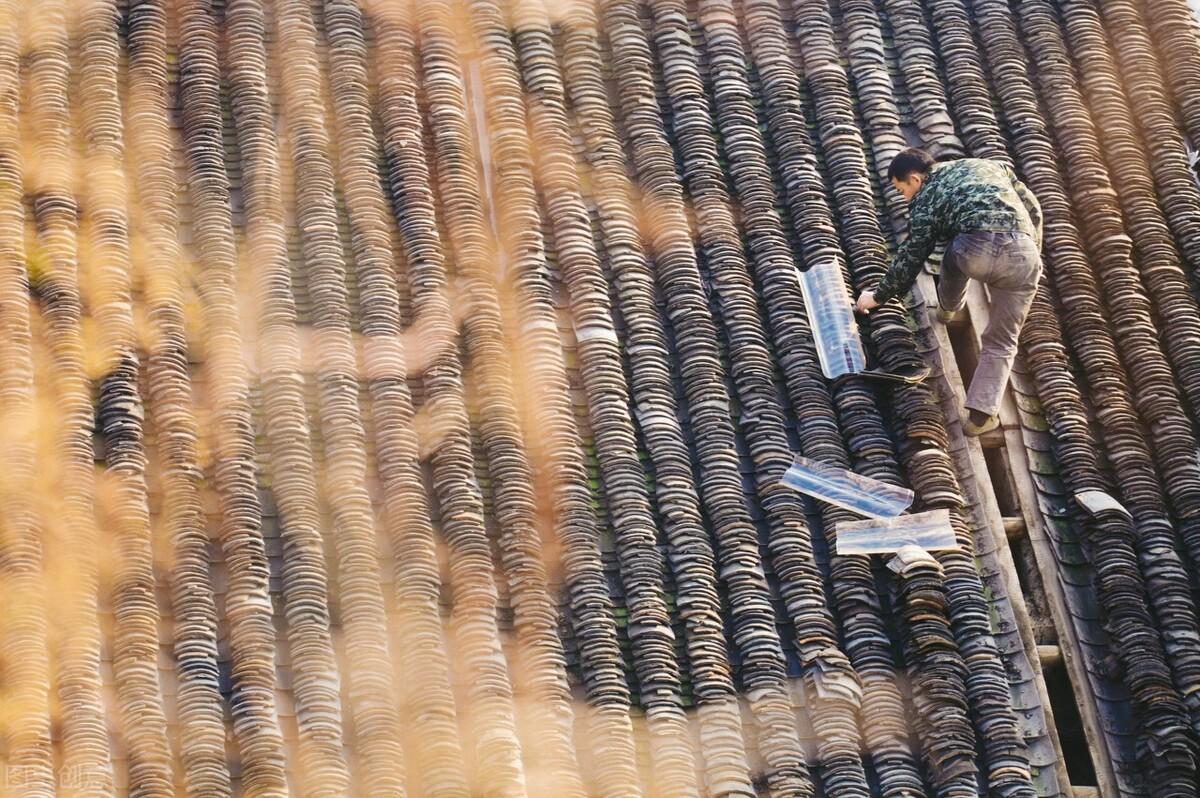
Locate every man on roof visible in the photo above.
<box><xmin>855</xmin><ymin>148</ymin><xmax>1043</xmax><ymax>438</ymax></box>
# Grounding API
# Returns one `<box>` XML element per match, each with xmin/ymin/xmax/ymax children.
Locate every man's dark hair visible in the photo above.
<box><xmin>888</xmin><ymin>148</ymin><xmax>935</xmax><ymax>182</ymax></box>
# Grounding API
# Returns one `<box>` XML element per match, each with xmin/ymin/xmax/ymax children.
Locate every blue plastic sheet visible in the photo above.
<box><xmin>837</xmin><ymin>509</ymin><xmax>958</xmax><ymax>555</ymax></box>
<box><xmin>798</xmin><ymin>260</ymin><xmax>866</xmax><ymax>379</ymax></box>
<box><xmin>780</xmin><ymin>456</ymin><xmax>914</xmax><ymax>518</ymax></box>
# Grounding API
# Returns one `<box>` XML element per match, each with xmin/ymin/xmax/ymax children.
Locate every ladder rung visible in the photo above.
<box><xmin>1003</xmin><ymin>516</ymin><xmax>1026</xmax><ymax>539</ymax></box>
<box><xmin>978</xmin><ymin>427</ymin><xmax>1006</xmax><ymax>448</ymax></box>
<box><xmin>933</xmin><ymin>307</ymin><xmax>966</xmax><ymax>324</ymax></box>
<box><xmin>1037</xmin><ymin>645</ymin><xmax>1062</xmax><ymax>668</ymax></box>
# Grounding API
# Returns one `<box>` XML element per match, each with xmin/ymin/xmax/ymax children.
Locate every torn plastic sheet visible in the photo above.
<box><xmin>836</xmin><ymin>509</ymin><xmax>958</xmax><ymax>555</ymax></box>
<box><xmin>1074</xmin><ymin>489</ymin><xmax>1132</xmax><ymax>521</ymax></box>
<box><xmin>780</xmin><ymin>455</ymin><xmax>914</xmax><ymax>518</ymax></box>
<box><xmin>797</xmin><ymin>260</ymin><xmax>867</xmax><ymax>378</ymax></box>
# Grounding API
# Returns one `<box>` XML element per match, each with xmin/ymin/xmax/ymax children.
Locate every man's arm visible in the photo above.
<box><xmin>872</xmin><ymin>197</ymin><xmax>937</xmax><ymax>305</ymax></box>
<box><xmin>1008</xmin><ymin>167</ymin><xmax>1043</xmax><ymax>249</ymax></box>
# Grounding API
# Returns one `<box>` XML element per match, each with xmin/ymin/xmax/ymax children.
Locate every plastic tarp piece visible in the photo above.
<box><xmin>1074</xmin><ymin>490</ymin><xmax>1132</xmax><ymax>521</ymax></box>
<box><xmin>837</xmin><ymin>509</ymin><xmax>958</xmax><ymax>555</ymax></box>
<box><xmin>781</xmin><ymin>455</ymin><xmax>914</xmax><ymax>518</ymax></box>
<box><xmin>798</xmin><ymin>260</ymin><xmax>866</xmax><ymax>378</ymax></box>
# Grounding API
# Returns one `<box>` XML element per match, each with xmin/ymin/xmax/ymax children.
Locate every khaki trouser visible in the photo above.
<box><xmin>937</xmin><ymin>230</ymin><xmax>1042</xmax><ymax>418</ymax></box>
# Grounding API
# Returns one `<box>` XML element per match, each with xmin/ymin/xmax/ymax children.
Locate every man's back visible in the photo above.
<box><xmin>913</xmin><ymin>158</ymin><xmax>1039</xmax><ymax>243</ymax></box>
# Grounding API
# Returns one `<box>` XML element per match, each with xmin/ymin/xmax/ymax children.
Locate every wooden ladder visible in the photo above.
<box><xmin>913</xmin><ymin>271</ymin><xmax>1122</xmax><ymax>798</ymax></box>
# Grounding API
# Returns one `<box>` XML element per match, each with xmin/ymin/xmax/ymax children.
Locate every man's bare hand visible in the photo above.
<box><xmin>856</xmin><ymin>290</ymin><xmax>879</xmax><ymax>314</ymax></box>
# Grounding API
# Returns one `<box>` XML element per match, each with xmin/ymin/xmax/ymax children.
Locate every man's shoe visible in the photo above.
<box><xmin>963</xmin><ymin>413</ymin><xmax>999</xmax><ymax>437</ymax></box>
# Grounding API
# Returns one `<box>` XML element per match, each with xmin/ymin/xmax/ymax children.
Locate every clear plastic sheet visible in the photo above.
<box><xmin>837</xmin><ymin>510</ymin><xmax>958</xmax><ymax>555</ymax></box>
<box><xmin>781</xmin><ymin>456</ymin><xmax>914</xmax><ymax>518</ymax></box>
<box><xmin>798</xmin><ymin>260</ymin><xmax>867</xmax><ymax>378</ymax></box>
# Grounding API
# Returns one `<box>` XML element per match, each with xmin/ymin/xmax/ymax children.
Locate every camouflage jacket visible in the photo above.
<box><xmin>872</xmin><ymin>158</ymin><xmax>1043</xmax><ymax>304</ymax></box>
